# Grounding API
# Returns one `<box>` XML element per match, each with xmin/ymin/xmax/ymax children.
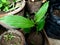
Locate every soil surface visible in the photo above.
<box><xmin>0</xmin><ymin>25</ymin><xmax>7</xmax><ymax>35</ymax></box>
<box><xmin>0</xmin><ymin>33</ymin><xmax>22</xmax><ymax>45</ymax></box>
<box><xmin>27</xmin><ymin>32</ymin><xmax>43</xmax><ymax>45</ymax></box>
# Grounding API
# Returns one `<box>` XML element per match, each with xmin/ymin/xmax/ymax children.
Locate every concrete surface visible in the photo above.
<box><xmin>48</xmin><ymin>37</ymin><xmax>60</xmax><ymax>45</ymax></box>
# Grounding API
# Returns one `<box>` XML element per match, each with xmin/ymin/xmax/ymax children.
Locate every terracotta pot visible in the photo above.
<box><xmin>0</xmin><ymin>0</ymin><xmax>25</xmax><ymax>18</ymax></box>
<box><xmin>43</xmin><ymin>30</ymin><xmax>51</xmax><ymax>45</ymax></box>
<box><xmin>0</xmin><ymin>22</ymin><xmax>15</xmax><ymax>29</ymax></box>
<box><xmin>0</xmin><ymin>29</ymin><xmax>25</xmax><ymax>45</ymax></box>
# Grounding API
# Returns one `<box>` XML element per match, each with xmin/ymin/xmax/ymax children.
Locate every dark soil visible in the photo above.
<box><xmin>0</xmin><ymin>31</ymin><xmax>24</xmax><ymax>45</ymax></box>
<box><xmin>0</xmin><ymin>25</ymin><xmax>7</xmax><ymax>35</ymax></box>
<box><xmin>1</xmin><ymin>34</ymin><xmax>21</xmax><ymax>45</ymax></box>
<box><xmin>53</xmin><ymin>9</ymin><xmax>60</xmax><ymax>17</ymax></box>
<box><xmin>27</xmin><ymin>32</ymin><xmax>43</xmax><ymax>45</ymax></box>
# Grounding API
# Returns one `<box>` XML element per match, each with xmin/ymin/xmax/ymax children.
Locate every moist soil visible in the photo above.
<box><xmin>0</xmin><ymin>33</ymin><xmax>22</xmax><ymax>45</ymax></box>
<box><xmin>0</xmin><ymin>25</ymin><xmax>7</xmax><ymax>35</ymax></box>
<box><xmin>27</xmin><ymin>32</ymin><xmax>43</xmax><ymax>45</ymax></box>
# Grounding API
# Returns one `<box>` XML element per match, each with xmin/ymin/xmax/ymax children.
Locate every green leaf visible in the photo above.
<box><xmin>0</xmin><ymin>15</ymin><xmax>34</xmax><ymax>28</ymax></box>
<box><xmin>23</xmin><ymin>28</ymin><xmax>31</xmax><ymax>33</ymax></box>
<box><xmin>34</xmin><ymin>1</ymin><xmax>49</xmax><ymax>23</ymax></box>
<box><xmin>13</xmin><ymin>0</ymin><xmax>17</xmax><ymax>2</ymax></box>
<box><xmin>3</xmin><ymin>7</ymin><xmax>9</xmax><ymax>12</ymax></box>
<box><xmin>6</xmin><ymin>1</ymin><xmax>10</xmax><ymax>5</ymax></box>
<box><xmin>37</xmin><ymin>17</ymin><xmax>45</xmax><ymax>31</ymax></box>
<box><xmin>0</xmin><ymin>3</ymin><xmax>2</xmax><ymax>8</ymax></box>
<box><xmin>1</xmin><ymin>0</ymin><xmax>7</xmax><ymax>3</ymax></box>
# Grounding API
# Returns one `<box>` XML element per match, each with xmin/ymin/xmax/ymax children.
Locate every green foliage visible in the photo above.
<box><xmin>37</xmin><ymin>17</ymin><xmax>45</xmax><ymax>31</ymax></box>
<box><xmin>34</xmin><ymin>1</ymin><xmax>49</xmax><ymax>23</ymax></box>
<box><xmin>0</xmin><ymin>0</ymin><xmax>18</xmax><ymax>12</ymax></box>
<box><xmin>14</xmin><ymin>0</ymin><xmax>17</xmax><ymax>2</ymax></box>
<box><xmin>0</xmin><ymin>1</ymin><xmax>49</xmax><ymax>33</ymax></box>
<box><xmin>34</xmin><ymin>1</ymin><xmax>49</xmax><ymax>31</ymax></box>
<box><xmin>4</xmin><ymin>33</ymin><xmax>15</xmax><ymax>41</ymax></box>
<box><xmin>0</xmin><ymin>15</ymin><xmax>34</xmax><ymax>28</ymax></box>
<box><xmin>0</xmin><ymin>4</ymin><xmax>2</xmax><ymax>8</ymax></box>
<box><xmin>0</xmin><ymin>0</ymin><xmax>10</xmax><ymax>12</ymax></box>
<box><xmin>1</xmin><ymin>0</ymin><xmax>7</xmax><ymax>3</ymax></box>
<box><xmin>23</xmin><ymin>28</ymin><xmax>31</xmax><ymax>33</ymax></box>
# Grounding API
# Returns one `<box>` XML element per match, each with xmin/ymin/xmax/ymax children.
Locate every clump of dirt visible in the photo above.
<box><xmin>27</xmin><ymin>32</ymin><xmax>43</xmax><ymax>45</ymax></box>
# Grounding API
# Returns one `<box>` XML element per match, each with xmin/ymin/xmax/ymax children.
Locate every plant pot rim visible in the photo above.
<box><xmin>0</xmin><ymin>29</ymin><xmax>25</xmax><ymax>45</ymax></box>
<box><xmin>27</xmin><ymin>0</ymin><xmax>46</xmax><ymax>3</ymax></box>
<box><xmin>43</xmin><ymin>30</ymin><xmax>51</xmax><ymax>45</ymax></box>
<box><xmin>0</xmin><ymin>0</ymin><xmax>25</xmax><ymax>18</ymax></box>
